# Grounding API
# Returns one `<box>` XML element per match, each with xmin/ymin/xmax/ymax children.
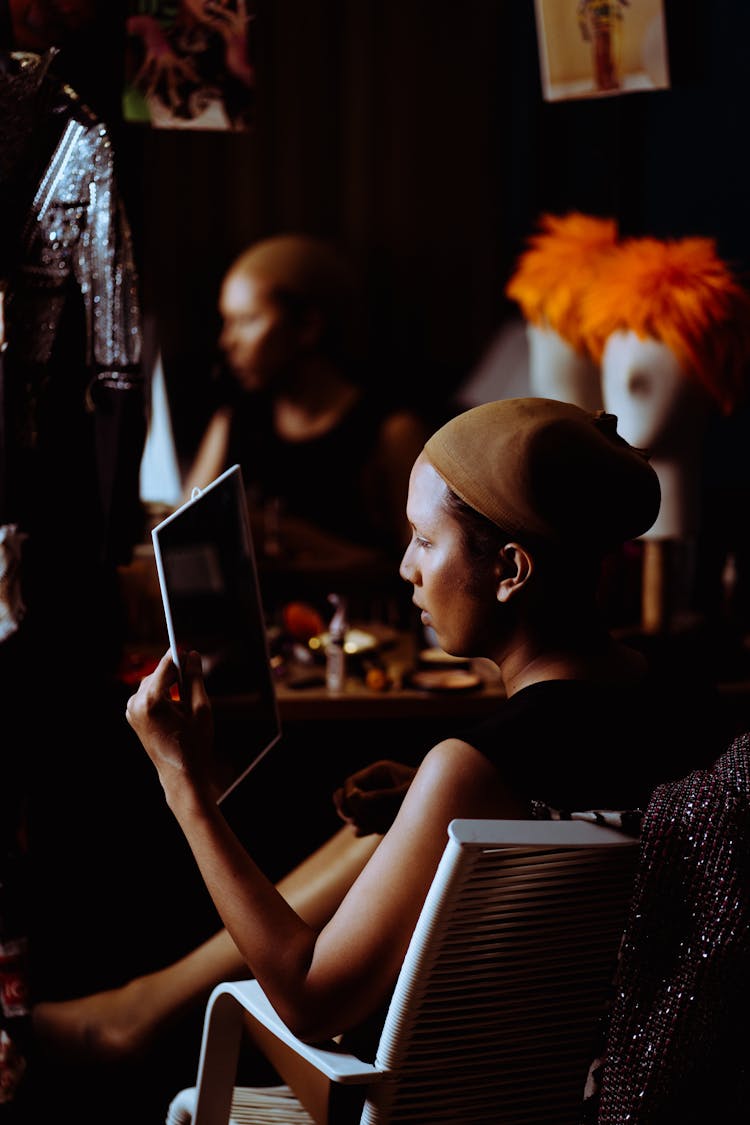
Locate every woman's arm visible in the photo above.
<box><xmin>125</xmin><ymin>650</ymin><xmax>519</xmax><ymax>1043</ymax></box>
<box><xmin>181</xmin><ymin>406</ymin><xmax>233</xmax><ymax>500</ymax></box>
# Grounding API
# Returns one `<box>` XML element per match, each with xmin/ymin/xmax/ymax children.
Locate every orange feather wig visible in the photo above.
<box><xmin>505</xmin><ymin>212</ymin><xmax>619</xmax><ymax>355</ymax></box>
<box><xmin>580</xmin><ymin>236</ymin><xmax>750</xmax><ymax>414</ymax></box>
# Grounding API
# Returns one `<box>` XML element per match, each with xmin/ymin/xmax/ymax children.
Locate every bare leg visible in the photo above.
<box><xmin>31</xmin><ymin>825</ymin><xmax>381</xmax><ymax>1062</ymax></box>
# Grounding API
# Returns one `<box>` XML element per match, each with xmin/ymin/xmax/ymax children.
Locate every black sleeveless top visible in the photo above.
<box><xmin>458</xmin><ymin>672</ymin><xmax>727</xmax><ymax>814</ymax></box>
<box><xmin>226</xmin><ymin>389</ymin><xmax>396</xmax><ymax>551</ymax></box>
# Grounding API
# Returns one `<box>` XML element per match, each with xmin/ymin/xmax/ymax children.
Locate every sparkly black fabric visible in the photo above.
<box><xmin>591</xmin><ymin>732</ymin><xmax>750</xmax><ymax>1123</ymax></box>
<box><xmin>0</xmin><ymin>55</ymin><xmax>146</xmax><ymax>1119</ymax></box>
<box><xmin>0</xmin><ymin>50</ymin><xmax>145</xmax><ymax>570</ymax></box>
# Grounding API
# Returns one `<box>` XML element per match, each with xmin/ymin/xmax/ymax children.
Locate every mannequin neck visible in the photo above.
<box><xmin>642</xmin><ymin>455</ymin><xmax>703</xmax><ymax>540</ymax></box>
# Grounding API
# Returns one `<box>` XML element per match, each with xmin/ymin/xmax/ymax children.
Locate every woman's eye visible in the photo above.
<box><xmin>414</xmin><ymin>535</ymin><xmax>430</xmax><ymax>549</ymax></box>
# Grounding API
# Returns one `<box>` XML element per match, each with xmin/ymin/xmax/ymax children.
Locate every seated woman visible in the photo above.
<box><xmin>28</xmin><ymin>399</ymin><xmax>729</xmax><ymax>1115</ymax></box>
<box><xmin>129</xmin><ymin>399</ymin><xmax>726</xmax><ymax>1037</ymax></box>
<box><xmin>183</xmin><ymin>233</ymin><xmax>429</xmax><ymax>565</ymax></box>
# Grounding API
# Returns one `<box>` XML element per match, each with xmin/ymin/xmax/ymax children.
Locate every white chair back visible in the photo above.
<box><xmin>362</xmin><ymin>818</ymin><xmax>638</xmax><ymax>1123</ymax></box>
<box><xmin>166</xmin><ymin>818</ymin><xmax>638</xmax><ymax>1125</ymax></box>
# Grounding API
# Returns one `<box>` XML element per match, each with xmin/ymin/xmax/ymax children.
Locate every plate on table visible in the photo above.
<box><xmin>408</xmin><ymin>668</ymin><xmax>482</xmax><ymax>693</ymax></box>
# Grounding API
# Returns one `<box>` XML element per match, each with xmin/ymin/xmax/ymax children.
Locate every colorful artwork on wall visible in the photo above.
<box><xmin>123</xmin><ymin>0</ymin><xmax>255</xmax><ymax>130</ymax></box>
<box><xmin>534</xmin><ymin>0</ymin><xmax>670</xmax><ymax>102</ymax></box>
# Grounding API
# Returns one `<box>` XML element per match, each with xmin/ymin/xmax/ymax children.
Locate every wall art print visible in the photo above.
<box><xmin>534</xmin><ymin>0</ymin><xmax>670</xmax><ymax>102</ymax></box>
<box><xmin>123</xmin><ymin>0</ymin><xmax>255</xmax><ymax>130</ymax></box>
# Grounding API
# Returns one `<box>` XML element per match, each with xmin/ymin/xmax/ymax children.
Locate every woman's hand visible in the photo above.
<box><xmin>125</xmin><ymin>650</ymin><xmax>218</xmax><ymax>805</ymax></box>
<box><xmin>332</xmin><ymin>760</ymin><xmax>418</xmax><ymax>836</ymax></box>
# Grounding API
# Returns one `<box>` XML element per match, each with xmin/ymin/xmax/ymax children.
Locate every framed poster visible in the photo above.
<box><xmin>123</xmin><ymin>0</ymin><xmax>255</xmax><ymax>131</ymax></box>
<box><xmin>534</xmin><ymin>0</ymin><xmax>670</xmax><ymax>102</ymax></box>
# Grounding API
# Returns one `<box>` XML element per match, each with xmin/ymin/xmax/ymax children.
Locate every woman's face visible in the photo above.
<box><xmin>399</xmin><ymin>454</ymin><xmax>498</xmax><ymax>657</ymax></box>
<box><xmin>218</xmin><ymin>270</ymin><xmax>301</xmax><ymax>393</ymax></box>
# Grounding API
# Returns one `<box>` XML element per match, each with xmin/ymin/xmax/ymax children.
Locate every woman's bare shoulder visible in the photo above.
<box><xmin>182</xmin><ymin>407</ymin><xmax>234</xmax><ymax>497</ymax></box>
<box><xmin>404</xmin><ymin>738</ymin><xmax>528</xmax><ymax>822</ymax></box>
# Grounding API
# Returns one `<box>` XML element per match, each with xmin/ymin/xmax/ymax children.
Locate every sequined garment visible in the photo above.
<box><xmin>0</xmin><ymin>56</ymin><xmax>146</xmax><ymax>1115</ymax></box>
<box><xmin>593</xmin><ymin>732</ymin><xmax>750</xmax><ymax>1123</ymax></box>
<box><xmin>1</xmin><ymin>51</ymin><xmax>145</xmax><ymax>573</ymax></box>
<box><xmin>10</xmin><ymin>75</ymin><xmax>141</xmax><ymax>381</ymax></box>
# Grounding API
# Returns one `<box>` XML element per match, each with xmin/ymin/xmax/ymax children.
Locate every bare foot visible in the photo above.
<box><xmin>32</xmin><ymin>976</ymin><xmax>187</xmax><ymax>1063</ymax></box>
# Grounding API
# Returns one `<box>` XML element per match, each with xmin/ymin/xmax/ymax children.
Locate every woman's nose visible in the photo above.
<box><xmin>399</xmin><ymin>545</ymin><xmax>415</xmax><ymax>584</ymax></box>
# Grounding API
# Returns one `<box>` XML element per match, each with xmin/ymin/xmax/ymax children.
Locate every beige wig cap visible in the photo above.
<box><xmin>424</xmin><ymin>398</ymin><xmax>660</xmax><ymax>547</ymax></box>
<box><xmin>229</xmin><ymin>234</ymin><xmax>356</xmax><ymax>356</ymax></box>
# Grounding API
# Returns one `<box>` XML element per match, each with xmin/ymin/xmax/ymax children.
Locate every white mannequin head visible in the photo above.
<box><xmin>583</xmin><ymin>236</ymin><xmax>750</xmax><ymax>540</ymax></box>
<box><xmin>506</xmin><ymin>212</ymin><xmax>618</xmax><ymax>411</ymax></box>
<box><xmin>601</xmin><ymin>330</ymin><xmax>713</xmax><ymax>538</ymax></box>
<box><xmin>526</xmin><ymin>323</ymin><xmax>603</xmax><ymax>411</ymax></box>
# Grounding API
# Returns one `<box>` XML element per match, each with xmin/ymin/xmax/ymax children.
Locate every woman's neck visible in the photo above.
<box><xmin>274</xmin><ymin>358</ymin><xmax>360</xmax><ymax>441</ymax></box>
<box><xmin>496</xmin><ymin>618</ymin><xmax>646</xmax><ymax>698</ymax></box>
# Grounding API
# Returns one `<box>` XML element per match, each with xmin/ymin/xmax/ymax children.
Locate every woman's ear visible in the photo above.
<box><xmin>495</xmin><ymin>543</ymin><xmax>533</xmax><ymax>603</ymax></box>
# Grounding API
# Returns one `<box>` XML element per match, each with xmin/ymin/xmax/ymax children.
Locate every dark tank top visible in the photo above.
<box><xmin>459</xmin><ymin>673</ymin><xmax>726</xmax><ymax>814</ymax></box>
<box><xmin>226</xmin><ymin>389</ymin><xmax>394</xmax><ymax>550</ymax></box>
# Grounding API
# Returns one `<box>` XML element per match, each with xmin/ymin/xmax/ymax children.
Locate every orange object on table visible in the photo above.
<box><xmin>281</xmin><ymin>601</ymin><xmax>326</xmax><ymax>641</ymax></box>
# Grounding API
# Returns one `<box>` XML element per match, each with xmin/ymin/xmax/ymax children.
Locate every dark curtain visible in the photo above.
<box><xmin>115</xmin><ymin>0</ymin><xmax>510</xmax><ymax>462</ymax></box>
<box><xmin>50</xmin><ymin>0</ymin><xmax>750</xmax><ymax>466</ymax></box>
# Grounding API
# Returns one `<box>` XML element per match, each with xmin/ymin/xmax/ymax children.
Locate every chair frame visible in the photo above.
<box><xmin>170</xmin><ymin>817</ymin><xmax>639</xmax><ymax>1125</ymax></box>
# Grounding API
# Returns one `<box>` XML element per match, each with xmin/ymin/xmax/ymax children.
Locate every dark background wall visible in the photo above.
<box><xmin>7</xmin><ymin>0</ymin><xmax>750</xmax><ymax>464</ymax></box>
<box><xmin>5</xmin><ymin>11</ymin><xmax>750</xmax><ymax>1119</ymax></box>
